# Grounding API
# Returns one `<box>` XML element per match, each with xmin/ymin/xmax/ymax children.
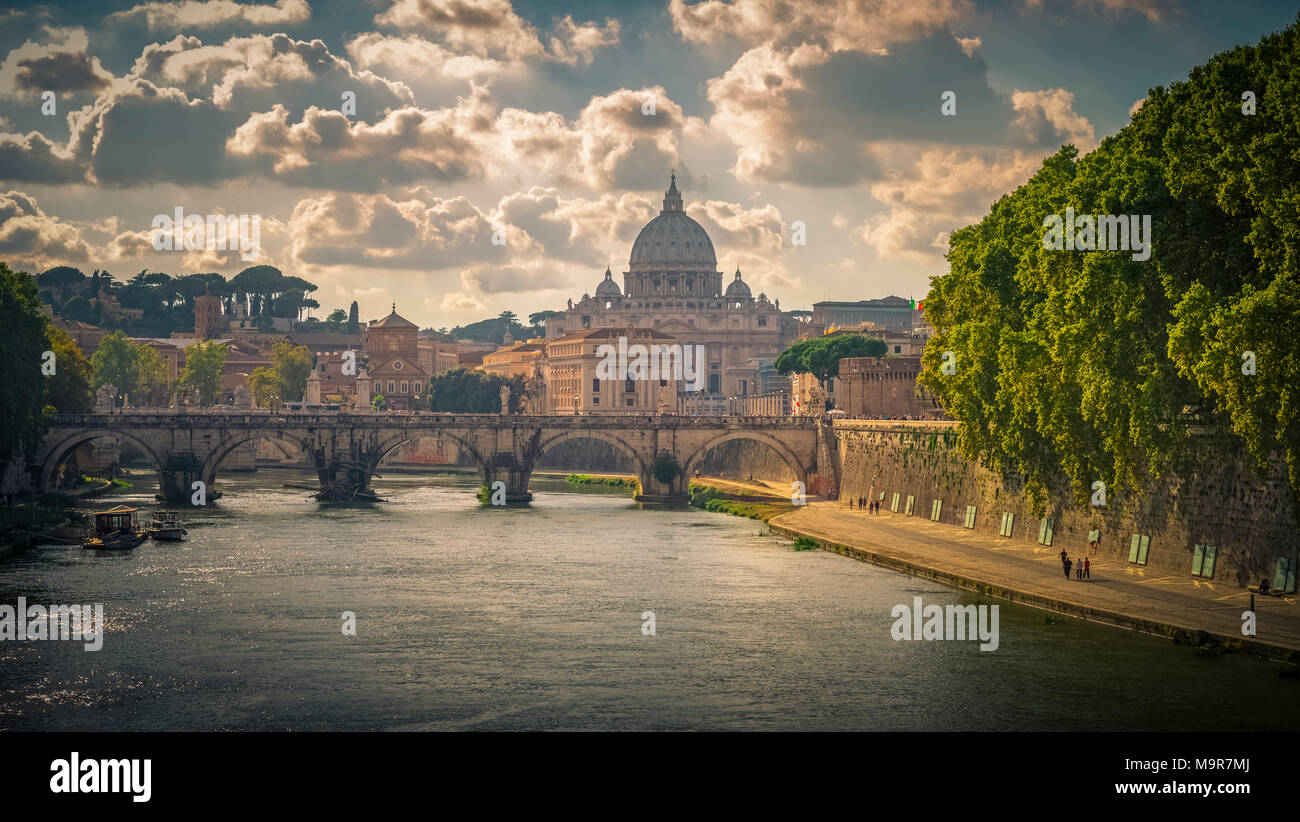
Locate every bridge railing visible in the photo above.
<box><xmin>51</xmin><ymin>411</ymin><xmax>818</xmax><ymax>428</ymax></box>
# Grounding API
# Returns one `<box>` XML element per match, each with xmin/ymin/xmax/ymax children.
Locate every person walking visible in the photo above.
<box><xmin>1083</xmin><ymin>557</ymin><xmax>1091</xmax><ymax>579</ymax></box>
<box><xmin>1076</xmin><ymin>559</ymin><xmax>1083</xmax><ymax>579</ymax></box>
<box><xmin>849</xmin><ymin>497</ymin><xmax>854</xmax><ymax>510</ymax></box>
<box><xmin>1063</xmin><ymin>556</ymin><xmax>1073</xmax><ymax>580</ymax></box>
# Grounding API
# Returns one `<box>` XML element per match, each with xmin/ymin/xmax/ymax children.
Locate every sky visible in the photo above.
<box><xmin>0</xmin><ymin>0</ymin><xmax>1295</xmax><ymax>329</ymax></box>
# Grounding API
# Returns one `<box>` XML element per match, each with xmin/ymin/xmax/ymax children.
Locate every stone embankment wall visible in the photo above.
<box><xmin>833</xmin><ymin>420</ymin><xmax>1298</xmax><ymax>588</ymax></box>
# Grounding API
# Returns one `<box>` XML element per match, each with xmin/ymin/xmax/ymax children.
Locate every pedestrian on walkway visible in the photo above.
<box><xmin>849</xmin><ymin>497</ymin><xmax>854</xmax><ymax>510</ymax></box>
<box><xmin>1076</xmin><ymin>559</ymin><xmax>1083</xmax><ymax>579</ymax></box>
<box><xmin>1059</xmin><ymin>548</ymin><xmax>1068</xmax><ymax>564</ymax></box>
<box><xmin>1083</xmin><ymin>557</ymin><xmax>1091</xmax><ymax>579</ymax></box>
<box><xmin>1063</xmin><ymin>557</ymin><xmax>1073</xmax><ymax>580</ymax></box>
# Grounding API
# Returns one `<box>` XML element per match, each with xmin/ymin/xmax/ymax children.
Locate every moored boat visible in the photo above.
<box><xmin>148</xmin><ymin>509</ymin><xmax>188</xmax><ymax>541</ymax></box>
<box><xmin>81</xmin><ymin>505</ymin><xmax>148</xmax><ymax>551</ymax></box>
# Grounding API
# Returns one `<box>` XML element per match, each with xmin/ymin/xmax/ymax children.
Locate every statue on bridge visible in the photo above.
<box><xmin>233</xmin><ymin>383</ymin><xmax>253</xmax><ymax>409</ymax></box>
<box><xmin>500</xmin><ymin>384</ymin><xmax>511</xmax><ymax>415</ymax></box>
<box><xmin>95</xmin><ymin>383</ymin><xmax>116</xmax><ymax>413</ymax></box>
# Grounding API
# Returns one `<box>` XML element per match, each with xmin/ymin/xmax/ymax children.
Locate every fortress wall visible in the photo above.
<box><xmin>832</xmin><ymin>421</ymin><xmax>1298</xmax><ymax>588</ymax></box>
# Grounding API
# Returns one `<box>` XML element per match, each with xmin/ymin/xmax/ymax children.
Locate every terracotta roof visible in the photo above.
<box><xmin>370</xmin><ymin>305</ymin><xmax>417</xmax><ymax>329</ymax></box>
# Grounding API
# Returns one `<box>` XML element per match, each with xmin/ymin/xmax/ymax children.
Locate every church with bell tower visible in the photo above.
<box><xmin>545</xmin><ymin>174</ymin><xmax>785</xmax><ymax>399</ymax></box>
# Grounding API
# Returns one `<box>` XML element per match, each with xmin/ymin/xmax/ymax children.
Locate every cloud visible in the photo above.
<box><xmin>373</xmin><ymin>0</ymin><xmax>618</xmax><ymax>65</ymax></box>
<box><xmin>109</xmin><ymin>0</ymin><xmax>311</xmax><ymax>30</ymax></box>
<box><xmin>0</xmin><ymin>189</ymin><xmax>96</xmax><ymax>268</ymax></box>
<box><xmin>670</xmin><ymin>0</ymin><xmax>973</xmax><ymax>52</ymax></box>
<box><xmin>853</xmin><ymin>146</ymin><xmax>1047</xmax><ymax>259</ymax></box>
<box><xmin>1075</xmin><ymin>0</ymin><xmax>1180</xmax><ymax>24</ymax></box>
<box><xmin>0</xmin><ymin>27</ymin><xmax>113</xmax><ymax>99</ymax></box>
<box><xmin>287</xmin><ymin>189</ymin><xmax>510</xmax><ymax>272</ymax></box>
<box><xmin>704</xmin><ymin>36</ymin><xmax>1094</xmax><ymax>186</ymax></box>
<box><xmin>0</xmin><ymin>129</ymin><xmax>84</xmax><ymax>183</ymax></box>
<box><xmin>226</xmin><ymin>98</ymin><xmax>490</xmax><ymax>189</ymax></box>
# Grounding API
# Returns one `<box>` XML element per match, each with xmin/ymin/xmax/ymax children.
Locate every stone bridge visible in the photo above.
<box><xmin>35</xmin><ymin>412</ymin><xmax>832</xmax><ymax>504</ymax></box>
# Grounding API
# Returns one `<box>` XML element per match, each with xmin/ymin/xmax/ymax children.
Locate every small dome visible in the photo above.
<box><xmin>595</xmin><ymin>266</ymin><xmax>621</xmax><ymax>297</ymax></box>
<box><xmin>724</xmin><ymin>269</ymin><xmax>751</xmax><ymax>299</ymax></box>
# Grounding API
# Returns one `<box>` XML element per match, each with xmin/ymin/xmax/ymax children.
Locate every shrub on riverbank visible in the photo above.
<box><xmin>565</xmin><ymin>473</ymin><xmax>639</xmax><ymax>491</ymax></box>
<box><xmin>793</xmin><ymin>536</ymin><xmax>819</xmax><ymax>551</ymax></box>
<box><xmin>688</xmin><ymin>482</ymin><xmax>790</xmax><ymax>521</ymax></box>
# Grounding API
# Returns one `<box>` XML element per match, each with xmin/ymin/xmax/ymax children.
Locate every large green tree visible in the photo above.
<box><xmin>245</xmin><ymin>339</ymin><xmax>311</xmax><ymax>406</ymax></box>
<box><xmin>920</xmin><ymin>16</ymin><xmax>1300</xmax><ymax>511</ymax></box>
<box><xmin>44</xmin><ymin>325</ymin><xmax>93</xmax><ymax>413</ymax></box>
<box><xmin>775</xmin><ymin>334</ymin><xmax>888</xmax><ymax>386</ymax></box>
<box><xmin>175</xmin><ymin>340</ymin><xmax>229</xmax><ymax>406</ymax></box>
<box><xmin>0</xmin><ymin>264</ymin><xmax>51</xmax><ymax>463</ymax></box>
<box><xmin>427</xmin><ymin>369</ymin><xmax>525</xmax><ymax>413</ymax></box>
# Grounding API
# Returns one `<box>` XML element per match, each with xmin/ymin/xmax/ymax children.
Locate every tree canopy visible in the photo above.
<box><xmin>0</xmin><ymin>264</ymin><xmax>52</xmax><ymax>463</ymax></box>
<box><xmin>919</xmin><ymin>17</ymin><xmax>1300</xmax><ymax>511</ymax></box>
<box><xmin>775</xmin><ymin>334</ymin><xmax>889</xmax><ymax>384</ymax></box>
<box><xmin>428</xmin><ymin>369</ymin><xmax>524</xmax><ymax>413</ymax></box>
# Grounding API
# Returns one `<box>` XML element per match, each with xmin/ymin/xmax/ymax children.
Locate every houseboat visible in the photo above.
<box><xmin>81</xmin><ymin>505</ymin><xmax>148</xmax><ymax>551</ymax></box>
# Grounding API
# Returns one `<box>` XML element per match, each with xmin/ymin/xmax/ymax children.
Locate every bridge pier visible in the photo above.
<box><xmin>160</xmin><ymin>454</ymin><xmax>203</xmax><ymax>505</ymax></box>
<box><xmin>483</xmin><ymin>453</ymin><xmax>533</xmax><ymax>504</ymax></box>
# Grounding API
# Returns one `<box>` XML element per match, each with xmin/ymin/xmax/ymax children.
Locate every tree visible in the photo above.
<box><xmin>245</xmin><ymin>339</ymin><xmax>312</xmax><ymax>407</ymax></box>
<box><xmin>652</xmin><ymin>453</ymin><xmax>681</xmax><ymax>486</ymax></box>
<box><xmin>0</xmin><ymin>264</ymin><xmax>52</xmax><ymax>464</ymax></box>
<box><xmin>91</xmin><ymin>330</ymin><xmax>141</xmax><ymax>404</ymax></box>
<box><xmin>775</xmin><ymin>334</ymin><xmax>888</xmax><ymax>386</ymax></box>
<box><xmin>427</xmin><ymin>369</ymin><xmax>525</xmax><ymax>413</ymax></box>
<box><xmin>371</xmin><ymin>394</ymin><xmax>387</xmax><ymax>411</ymax></box>
<box><xmin>175</xmin><ymin>340</ymin><xmax>229</xmax><ymax>406</ymax></box>
<box><xmin>347</xmin><ymin>301</ymin><xmax>360</xmax><ymax>334</ymax></box>
<box><xmin>918</xmin><ymin>17</ymin><xmax>1300</xmax><ymax>513</ymax></box>
<box><xmin>325</xmin><ymin>309</ymin><xmax>348</xmax><ymax>332</ymax></box>
<box><xmin>44</xmin><ymin>325</ymin><xmax>92</xmax><ymax>413</ymax></box>
<box><xmin>37</xmin><ymin>266</ymin><xmax>86</xmax><ymax>301</ymax></box>
<box><xmin>134</xmin><ymin>344</ymin><xmax>170</xmax><ymax>406</ymax></box>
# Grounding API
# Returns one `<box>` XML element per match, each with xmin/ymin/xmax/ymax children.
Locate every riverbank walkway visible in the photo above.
<box><xmin>769</xmin><ymin>499</ymin><xmax>1300</xmax><ymax>658</ymax></box>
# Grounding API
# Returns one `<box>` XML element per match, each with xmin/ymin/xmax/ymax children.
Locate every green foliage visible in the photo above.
<box><xmin>920</xmin><ymin>18</ymin><xmax>1300</xmax><ymax>510</ymax></box>
<box><xmin>246</xmin><ymin>339</ymin><xmax>311</xmax><ymax>407</ymax></box>
<box><xmin>43</xmin><ymin>324</ymin><xmax>93</xmax><ymax>413</ymax></box>
<box><xmin>371</xmin><ymin>394</ymin><xmax>387</xmax><ymax>411</ymax></box>
<box><xmin>427</xmin><ymin>368</ymin><xmax>525</xmax><ymax>413</ymax></box>
<box><xmin>0</xmin><ymin>264</ymin><xmax>51</xmax><ymax>462</ymax></box>
<box><xmin>565</xmin><ymin>473</ymin><xmax>639</xmax><ymax>489</ymax></box>
<box><xmin>450</xmin><ymin>310</ymin><xmax>544</xmax><ymax>343</ymax></box>
<box><xmin>775</xmin><ymin>334</ymin><xmax>889</xmax><ymax>384</ymax></box>
<box><xmin>90</xmin><ymin>331</ymin><xmax>141</xmax><ymax>403</ymax></box>
<box><xmin>651</xmin><ymin>453</ymin><xmax>681</xmax><ymax>485</ymax></box>
<box><xmin>175</xmin><ymin>340</ymin><xmax>229</xmax><ymax>406</ymax></box>
<box><xmin>793</xmin><ymin>536</ymin><xmax>819</xmax><ymax>551</ymax></box>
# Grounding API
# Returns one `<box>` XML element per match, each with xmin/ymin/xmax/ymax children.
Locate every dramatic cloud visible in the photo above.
<box><xmin>670</xmin><ymin>0</ymin><xmax>974</xmax><ymax>52</ymax></box>
<box><xmin>0</xmin><ymin>27</ymin><xmax>113</xmax><ymax>98</ymax></box>
<box><xmin>109</xmin><ymin>0</ymin><xmax>311</xmax><ymax>31</ymax></box>
<box><xmin>0</xmin><ymin>189</ymin><xmax>96</xmax><ymax>267</ymax></box>
<box><xmin>704</xmin><ymin>36</ymin><xmax>1094</xmax><ymax>185</ymax></box>
<box><xmin>373</xmin><ymin>0</ymin><xmax>618</xmax><ymax>65</ymax></box>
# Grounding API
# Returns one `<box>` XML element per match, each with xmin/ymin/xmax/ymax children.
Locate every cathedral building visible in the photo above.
<box><xmin>545</xmin><ymin>174</ymin><xmax>785</xmax><ymax>399</ymax></box>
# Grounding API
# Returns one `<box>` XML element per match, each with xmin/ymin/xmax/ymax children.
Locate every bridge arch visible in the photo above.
<box><xmin>681</xmin><ymin>430</ymin><xmax>808</xmax><ymax>485</ymax></box>
<box><xmin>199</xmin><ymin>431</ymin><xmax>316</xmax><ymax>489</ymax></box>
<box><xmin>369</xmin><ymin>429</ymin><xmax>483</xmax><ymax>474</ymax></box>
<box><xmin>532</xmin><ymin>429</ymin><xmax>650</xmax><ymax>485</ymax></box>
<box><xmin>37</xmin><ymin>429</ymin><xmax>166</xmax><ymax>493</ymax></box>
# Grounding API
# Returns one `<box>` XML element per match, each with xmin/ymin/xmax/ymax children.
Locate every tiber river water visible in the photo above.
<box><xmin>2</xmin><ymin>471</ymin><xmax>1296</xmax><ymax>731</ymax></box>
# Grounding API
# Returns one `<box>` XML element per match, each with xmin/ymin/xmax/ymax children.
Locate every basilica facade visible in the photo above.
<box><xmin>545</xmin><ymin>174</ymin><xmax>786</xmax><ymax>399</ymax></box>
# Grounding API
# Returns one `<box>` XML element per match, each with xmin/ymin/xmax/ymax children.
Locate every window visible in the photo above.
<box><xmin>387</xmin><ymin>381</ymin><xmax>395</xmax><ymax>393</ymax></box>
<box><xmin>625</xmin><ymin>398</ymin><xmax>634</xmax><ymax>407</ymax></box>
<box><xmin>930</xmin><ymin>499</ymin><xmax>942</xmax><ymax>521</ymax></box>
<box><xmin>758</xmin><ymin>316</ymin><xmax>767</xmax><ymax>326</ymax></box>
<box><xmin>1274</xmin><ymin>555</ymin><xmax>1297</xmax><ymax>593</ymax></box>
<box><xmin>964</xmin><ymin>505</ymin><xmax>977</xmax><ymax>529</ymax></box>
<box><xmin>1037</xmin><ymin>517</ymin><xmax>1054</xmax><ymax>546</ymax></box>
<box><xmin>894</xmin><ymin>345</ymin><xmax>901</xmax><ymax>353</ymax></box>
<box><xmin>708</xmin><ymin>374</ymin><xmax>721</xmax><ymax>393</ymax></box>
<box><xmin>592</xmin><ymin>378</ymin><xmax>600</xmax><ymax>392</ymax></box>
<box><xmin>999</xmin><ymin>512</ymin><xmax>1014</xmax><ymax>538</ymax></box>
<box><xmin>1191</xmin><ymin>544</ymin><xmax>1217</xmax><ymax>578</ymax></box>
<box><xmin>400</xmin><ymin>381</ymin><xmax>408</xmax><ymax>394</ymax></box>
<box><xmin>592</xmin><ymin>396</ymin><xmax>600</xmax><ymax>406</ymax></box>
<box><xmin>905</xmin><ymin>495</ymin><xmax>915</xmax><ymax>515</ymax></box>
<box><xmin>1128</xmin><ymin>534</ymin><xmax>1151</xmax><ymax>565</ymax></box>
<box><xmin>890</xmin><ymin>493</ymin><xmax>900</xmax><ymax>513</ymax></box>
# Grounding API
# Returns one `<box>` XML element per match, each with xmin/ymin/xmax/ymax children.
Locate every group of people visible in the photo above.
<box><xmin>848</xmin><ymin>496</ymin><xmax>883</xmax><ymax>514</ymax></box>
<box><xmin>1059</xmin><ymin>549</ymin><xmax>1091</xmax><ymax>580</ymax></box>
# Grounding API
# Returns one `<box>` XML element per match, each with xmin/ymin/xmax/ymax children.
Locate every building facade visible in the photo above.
<box><xmin>542</xmin><ymin>327</ymin><xmax>681</xmax><ymax>415</ymax></box>
<box><xmin>364</xmin><ymin>306</ymin><xmax>427</xmax><ymax>410</ymax></box>
<box><xmin>545</xmin><ymin>174</ymin><xmax>784</xmax><ymax>398</ymax></box>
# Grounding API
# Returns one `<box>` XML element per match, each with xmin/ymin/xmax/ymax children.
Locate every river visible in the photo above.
<box><xmin>2</xmin><ymin>471</ymin><xmax>1295</xmax><ymax>731</ymax></box>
